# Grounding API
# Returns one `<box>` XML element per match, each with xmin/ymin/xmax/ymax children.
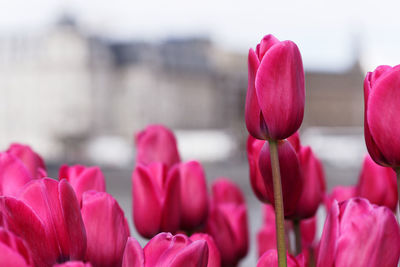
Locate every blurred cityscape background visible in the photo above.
<box><xmin>1</xmin><ymin>1</ymin><xmax>400</xmax><ymax>265</ymax></box>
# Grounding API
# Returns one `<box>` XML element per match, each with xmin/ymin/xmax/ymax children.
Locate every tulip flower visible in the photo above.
<box><xmin>7</xmin><ymin>143</ymin><xmax>47</xmax><ymax>178</ymax></box>
<box><xmin>356</xmin><ymin>155</ymin><xmax>397</xmax><ymax>211</ymax></box>
<box><xmin>292</xmin><ymin>146</ymin><xmax>325</xmax><ymax>219</ymax></box>
<box><xmin>53</xmin><ymin>262</ymin><xmax>92</xmax><ymax>267</ymax></box>
<box><xmin>245</xmin><ymin>34</ymin><xmax>305</xmax><ymax>141</ymax></box>
<box><xmin>0</xmin><ymin>152</ymin><xmax>32</xmax><ymax>197</ymax></box>
<box><xmin>132</xmin><ymin>163</ymin><xmax>180</xmax><ymax>238</ymax></box>
<box><xmin>178</xmin><ymin>160</ymin><xmax>209</xmax><ymax>231</ymax></box>
<box><xmin>317</xmin><ymin>198</ymin><xmax>400</xmax><ymax>267</ymax></box>
<box><xmin>190</xmin><ymin>233</ymin><xmax>221</xmax><ymax>267</ymax></box>
<box><xmin>122</xmin><ymin>233</ymin><xmax>209</xmax><ymax>267</ymax></box>
<box><xmin>59</xmin><ymin>165</ymin><xmax>106</xmax><ymax>203</ymax></box>
<box><xmin>81</xmin><ymin>191</ymin><xmax>130</xmax><ymax>267</ymax></box>
<box><xmin>258</xmin><ymin>140</ymin><xmax>303</xmax><ymax>217</ymax></box>
<box><xmin>0</xmin><ymin>227</ymin><xmax>34</xmax><ymax>267</ymax></box>
<box><xmin>135</xmin><ymin>124</ymin><xmax>180</xmax><ymax>168</ymax></box>
<box><xmin>0</xmin><ymin>178</ymin><xmax>87</xmax><ymax>266</ymax></box>
<box><xmin>324</xmin><ymin>185</ymin><xmax>356</xmax><ymax>212</ymax></box>
<box><xmin>257</xmin><ymin>250</ymin><xmax>305</xmax><ymax>267</ymax></box>
<box><xmin>247</xmin><ymin>136</ymin><xmax>269</xmax><ymax>202</ymax></box>
<box><xmin>205</xmin><ymin>178</ymin><xmax>248</xmax><ymax>267</ymax></box>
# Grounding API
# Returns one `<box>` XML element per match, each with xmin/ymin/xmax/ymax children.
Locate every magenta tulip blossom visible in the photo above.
<box><xmin>0</xmin><ymin>178</ymin><xmax>86</xmax><ymax>266</ymax></box>
<box><xmin>0</xmin><ymin>152</ymin><xmax>32</xmax><ymax>197</ymax></box>
<box><xmin>81</xmin><ymin>191</ymin><xmax>130</xmax><ymax>267</ymax></box>
<box><xmin>257</xmin><ymin>250</ymin><xmax>305</xmax><ymax>267</ymax></box>
<box><xmin>178</xmin><ymin>160</ymin><xmax>209</xmax><ymax>231</ymax></box>
<box><xmin>205</xmin><ymin>178</ymin><xmax>248</xmax><ymax>267</ymax></box>
<box><xmin>258</xmin><ymin>140</ymin><xmax>303</xmax><ymax>217</ymax></box>
<box><xmin>132</xmin><ymin>163</ymin><xmax>180</xmax><ymax>238</ymax></box>
<box><xmin>190</xmin><ymin>233</ymin><xmax>221</xmax><ymax>267</ymax></box>
<box><xmin>135</xmin><ymin>124</ymin><xmax>181</xmax><ymax>168</ymax></box>
<box><xmin>356</xmin><ymin>155</ymin><xmax>397</xmax><ymax>211</ymax></box>
<box><xmin>122</xmin><ymin>233</ymin><xmax>209</xmax><ymax>267</ymax></box>
<box><xmin>59</xmin><ymin>165</ymin><xmax>106</xmax><ymax>203</ymax></box>
<box><xmin>247</xmin><ymin>136</ymin><xmax>269</xmax><ymax>202</ymax></box>
<box><xmin>245</xmin><ymin>34</ymin><xmax>305</xmax><ymax>140</ymax></box>
<box><xmin>0</xmin><ymin>227</ymin><xmax>34</xmax><ymax>267</ymax></box>
<box><xmin>317</xmin><ymin>198</ymin><xmax>400</xmax><ymax>267</ymax></box>
<box><xmin>324</xmin><ymin>185</ymin><xmax>356</xmax><ymax>211</ymax></box>
<box><xmin>7</xmin><ymin>143</ymin><xmax>47</xmax><ymax>178</ymax></box>
<box><xmin>364</xmin><ymin>65</ymin><xmax>400</xmax><ymax>167</ymax></box>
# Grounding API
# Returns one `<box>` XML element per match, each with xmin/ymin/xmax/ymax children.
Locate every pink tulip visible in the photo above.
<box><xmin>59</xmin><ymin>165</ymin><xmax>106</xmax><ymax>203</ymax></box>
<box><xmin>0</xmin><ymin>227</ymin><xmax>34</xmax><ymax>267</ymax></box>
<box><xmin>317</xmin><ymin>198</ymin><xmax>400</xmax><ymax>267</ymax></box>
<box><xmin>0</xmin><ymin>178</ymin><xmax>86</xmax><ymax>266</ymax></box>
<box><xmin>7</xmin><ymin>143</ymin><xmax>47</xmax><ymax>178</ymax></box>
<box><xmin>356</xmin><ymin>155</ymin><xmax>398</xmax><ymax>211</ymax></box>
<box><xmin>247</xmin><ymin>136</ymin><xmax>269</xmax><ymax>202</ymax></box>
<box><xmin>257</xmin><ymin>250</ymin><xmax>305</xmax><ymax>267</ymax></box>
<box><xmin>0</xmin><ymin>152</ymin><xmax>32</xmax><ymax>197</ymax></box>
<box><xmin>132</xmin><ymin>163</ymin><xmax>180</xmax><ymax>238</ymax></box>
<box><xmin>135</xmin><ymin>125</ymin><xmax>180</xmax><ymax>168</ymax></box>
<box><xmin>53</xmin><ymin>262</ymin><xmax>92</xmax><ymax>267</ymax></box>
<box><xmin>205</xmin><ymin>178</ymin><xmax>248</xmax><ymax>267</ymax></box>
<box><xmin>122</xmin><ymin>233</ymin><xmax>209</xmax><ymax>267</ymax></box>
<box><xmin>258</xmin><ymin>140</ymin><xmax>303</xmax><ymax>217</ymax></box>
<box><xmin>324</xmin><ymin>185</ymin><xmax>356</xmax><ymax>211</ymax></box>
<box><xmin>245</xmin><ymin>34</ymin><xmax>305</xmax><ymax>140</ymax></box>
<box><xmin>364</xmin><ymin>65</ymin><xmax>400</xmax><ymax>167</ymax></box>
<box><xmin>292</xmin><ymin>146</ymin><xmax>326</xmax><ymax>219</ymax></box>
<box><xmin>190</xmin><ymin>233</ymin><xmax>221</xmax><ymax>267</ymax></box>
<box><xmin>81</xmin><ymin>191</ymin><xmax>130</xmax><ymax>267</ymax></box>
<box><xmin>179</xmin><ymin>161</ymin><xmax>209</xmax><ymax>231</ymax></box>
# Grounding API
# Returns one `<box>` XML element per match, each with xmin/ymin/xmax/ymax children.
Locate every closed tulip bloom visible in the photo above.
<box><xmin>0</xmin><ymin>153</ymin><xmax>32</xmax><ymax>197</ymax></box>
<box><xmin>317</xmin><ymin>198</ymin><xmax>400</xmax><ymax>267</ymax></box>
<box><xmin>257</xmin><ymin>250</ymin><xmax>305</xmax><ymax>267</ymax></box>
<box><xmin>0</xmin><ymin>178</ymin><xmax>86</xmax><ymax>266</ymax></box>
<box><xmin>7</xmin><ymin>143</ymin><xmax>47</xmax><ymax>178</ymax></box>
<box><xmin>53</xmin><ymin>262</ymin><xmax>92</xmax><ymax>267</ymax></box>
<box><xmin>245</xmin><ymin>34</ymin><xmax>305</xmax><ymax>140</ymax></box>
<box><xmin>258</xmin><ymin>140</ymin><xmax>303</xmax><ymax>217</ymax></box>
<box><xmin>122</xmin><ymin>233</ymin><xmax>209</xmax><ymax>267</ymax></box>
<box><xmin>132</xmin><ymin>163</ymin><xmax>180</xmax><ymax>238</ymax></box>
<box><xmin>292</xmin><ymin>146</ymin><xmax>326</xmax><ymax>219</ymax></box>
<box><xmin>59</xmin><ymin>165</ymin><xmax>106</xmax><ymax>203</ymax></box>
<box><xmin>135</xmin><ymin>124</ymin><xmax>180</xmax><ymax>168</ymax></box>
<box><xmin>364</xmin><ymin>65</ymin><xmax>400</xmax><ymax>167</ymax></box>
<box><xmin>178</xmin><ymin>160</ymin><xmax>209</xmax><ymax>231</ymax></box>
<box><xmin>356</xmin><ymin>155</ymin><xmax>397</xmax><ymax>211</ymax></box>
<box><xmin>190</xmin><ymin>233</ymin><xmax>221</xmax><ymax>267</ymax></box>
<box><xmin>0</xmin><ymin>227</ymin><xmax>34</xmax><ymax>267</ymax></box>
<box><xmin>324</xmin><ymin>185</ymin><xmax>356</xmax><ymax>211</ymax></box>
<box><xmin>206</xmin><ymin>178</ymin><xmax>248</xmax><ymax>267</ymax></box>
<box><xmin>247</xmin><ymin>136</ymin><xmax>269</xmax><ymax>202</ymax></box>
<box><xmin>81</xmin><ymin>191</ymin><xmax>130</xmax><ymax>267</ymax></box>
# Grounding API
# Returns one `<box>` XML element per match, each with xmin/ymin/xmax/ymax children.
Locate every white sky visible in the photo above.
<box><xmin>2</xmin><ymin>0</ymin><xmax>400</xmax><ymax>72</ymax></box>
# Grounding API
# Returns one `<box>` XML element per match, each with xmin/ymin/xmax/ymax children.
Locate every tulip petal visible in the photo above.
<box><xmin>7</xmin><ymin>143</ymin><xmax>47</xmax><ymax>179</ymax></box>
<box><xmin>0</xmin><ymin>227</ymin><xmax>34</xmax><ymax>267</ymax></box>
<box><xmin>258</xmin><ymin>34</ymin><xmax>280</xmax><ymax>60</ymax></box>
<box><xmin>143</xmin><ymin>233</ymin><xmax>186</xmax><ymax>267</ymax></box>
<box><xmin>190</xmin><ymin>233</ymin><xmax>221</xmax><ymax>267</ymax></box>
<box><xmin>212</xmin><ymin>178</ymin><xmax>245</xmax><ymax>206</ymax></box>
<box><xmin>53</xmin><ymin>262</ymin><xmax>92</xmax><ymax>267</ymax></box>
<box><xmin>122</xmin><ymin>237</ymin><xmax>144</xmax><ymax>267</ymax></box>
<box><xmin>0</xmin><ymin>153</ymin><xmax>32</xmax><ymax>197</ymax></box>
<box><xmin>255</xmin><ymin>40</ymin><xmax>305</xmax><ymax>140</ymax></box>
<box><xmin>168</xmin><ymin>240</ymin><xmax>209</xmax><ymax>267</ymax></box>
<box><xmin>160</xmin><ymin>167</ymin><xmax>181</xmax><ymax>233</ymax></box>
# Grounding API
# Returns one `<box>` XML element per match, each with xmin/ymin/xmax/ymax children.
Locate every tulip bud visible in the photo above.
<box><xmin>190</xmin><ymin>233</ymin><xmax>221</xmax><ymax>267</ymax></box>
<box><xmin>364</xmin><ymin>65</ymin><xmax>400</xmax><ymax>167</ymax></box>
<box><xmin>122</xmin><ymin>233</ymin><xmax>209</xmax><ymax>267</ymax></box>
<box><xmin>324</xmin><ymin>186</ymin><xmax>356</xmax><ymax>211</ymax></box>
<box><xmin>135</xmin><ymin>124</ymin><xmax>180</xmax><ymax>168</ymax></box>
<box><xmin>0</xmin><ymin>152</ymin><xmax>32</xmax><ymax>197</ymax></box>
<box><xmin>258</xmin><ymin>140</ymin><xmax>303</xmax><ymax>217</ymax></box>
<box><xmin>81</xmin><ymin>191</ymin><xmax>130</xmax><ymax>267</ymax></box>
<box><xmin>356</xmin><ymin>155</ymin><xmax>397</xmax><ymax>211</ymax></box>
<box><xmin>0</xmin><ymin>227</ymin><xmax>34</xmax><ymax>267</ymax></box>
<box><xmin>205</xmin><ymin>178</ymin><xmax>248</xmax><ymax>267</ymax></box>
<box><xmin>257</xmin><ymin>250</ymin><xmax>305</xmax><ymax>267</ymax></box>
<box><xmin>247</xmin><ymin>136</ymin><xmax>269</xmax><ymax>202</ymax></box>
<box><xmin>245</xmin><ymin>34</ymin><xmax>305</xmax><ymax>140</ymax></box>
<box><xmin>0</xmin><ymin>178</ymin><xmax>87</xmax><ymax>266</ymax></box>
<box><xmin>53</xmin><ymin>262</ymin><xmax>92</xmax><ymax>267</ymax></box>
<box><xmin>7</xmin><ymin>143</ymin><xmax>47</xmax><ymax>178</ymax></box>
<box><xmin>132</xmin><ymin>163</ymin><xmax>180</xmax><ymax>238</ymax></box>
<box><xmin>292</xmin><ymin>146</ymin><xmax>326</xmax><ymax>219</ymax></box>
<box><xmin>59</xmin><ymin>165</ymin><xmax>106</xmax><ymax>203</ymax></box>
<box><xmin>317</xmin><ymin>198</ymin><xmax>400</xmax><ymax>267</ymax></box>
<box><xmin>178</xmin><ymin>161</ymin><xmax>209</xmax><ymax>231</ymax></box>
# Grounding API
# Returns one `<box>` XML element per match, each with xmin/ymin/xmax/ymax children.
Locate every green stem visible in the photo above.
<box><xmin>269</xmin><ymin>140</ymin><xmax>287</xmax><ymax>267</ymax></box>
<box><xmin>293</xmin><ymin>219</ymin><xmax>302</xmax><ymax>255</ymax></box>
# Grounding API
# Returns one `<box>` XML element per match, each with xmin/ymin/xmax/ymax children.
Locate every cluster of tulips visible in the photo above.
<box><xmin>1</xmin><ymin>33</ymin><xmax>400</xmax><ymax>267</ymax></box>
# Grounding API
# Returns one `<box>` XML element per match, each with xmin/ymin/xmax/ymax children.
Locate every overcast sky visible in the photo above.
<box><xmin>2</xmin><ymin>0</ymin><xmax>400</xmax><ymax>72</ymax></box>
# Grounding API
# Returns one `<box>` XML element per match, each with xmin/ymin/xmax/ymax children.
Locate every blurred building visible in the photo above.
<box><xmin>0</xmin><ymin>15</ymin><xmax>364</xmax><ymax>164</ymax></box>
